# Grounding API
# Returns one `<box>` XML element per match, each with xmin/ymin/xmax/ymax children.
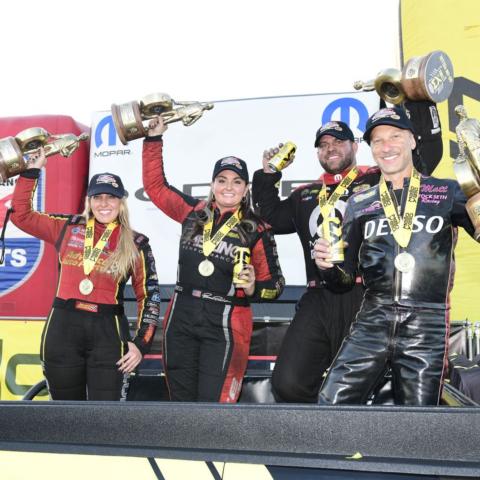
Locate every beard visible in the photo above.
<box><xmin>319</xmin><ymin>150</ymin><xmax>356</xmax><ymax>175</ymax></box>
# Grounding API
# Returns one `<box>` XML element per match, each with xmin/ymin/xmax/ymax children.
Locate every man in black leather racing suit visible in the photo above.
<box><xmin>315</xmin><ymin>107</ymin><xmax>478</xmax><ymax>405</ymax></box>
<box><xmin>252</xmin><ymin>100</ymin><xmax>443</xmax><ymax>403</ymax></box>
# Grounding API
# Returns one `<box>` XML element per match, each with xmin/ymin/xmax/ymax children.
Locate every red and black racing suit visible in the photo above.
<box><xmin>318</xmin><ymin>176</ymin><xmax>477</xmax><ymax>405</ymax></box>
<box><xmin>252</xmin><ymin>101</ymin><xmax>443</xmax><ymax>402</ymax></box>
<box><xmin>143</xmin><ymin>137</ymin><xmax>285</xmax><ymax>402</ymax></box>
<box><xmin>11</xmin><ymin>169</ymin><xmax>161</xmax><ymax>400</ymax></box>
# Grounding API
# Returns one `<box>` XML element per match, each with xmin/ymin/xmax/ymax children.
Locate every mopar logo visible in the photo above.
<box><xmin>322</xmin><ymin>97</ymin><xmax>370</xmax><ymax>133</ymax></box>
<box><xmin>94</xmin><ymin>115</ymin><xmax>118</xmax><ymax>148</ymax></box>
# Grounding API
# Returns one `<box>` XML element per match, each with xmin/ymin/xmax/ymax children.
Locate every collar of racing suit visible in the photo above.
<box><xmin>319</xmin><ymin>165</ymin><xmax>369</xmax><ymax>185</ymax></box>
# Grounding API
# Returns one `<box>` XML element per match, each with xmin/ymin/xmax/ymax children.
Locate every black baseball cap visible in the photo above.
<box><xmin>363</xmin><ymin>107</ymin><xmax>415</xmax><ymax>145</ymax></box>
<box><xmin>87</xmin><ymin>172</ymin><xmax>126</xmax><ymax>198</ymax></box>
<box><xmin>314</xmin><ymin>121</ymin><xmax>354</xmax><ymax>147</ymax></box>
<box><xmin>212</xmin><ymin>156</ymin><xmax>249</xmax><ymax>183</ymax></box>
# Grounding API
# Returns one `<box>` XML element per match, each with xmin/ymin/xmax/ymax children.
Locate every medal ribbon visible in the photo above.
<box><xmin>83</xmin><ymin>217</ymin><xmax>118</xmax><ymax>275</ymax></box>
<box><xmin>379</xmin><ymin>168</ymin><xmax>421</xmax><ymax>248</ymax></box>
<box><xmin>318</xmin><ymin>167</ymin><xmax>359</xmax><ymax>241</ymax></box>
<box><xmin>203</xmin><ymin>209</ymin><xmax>241</xmax><ymax>257</ymax></box>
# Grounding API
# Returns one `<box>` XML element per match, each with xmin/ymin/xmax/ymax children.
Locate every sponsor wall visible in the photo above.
<box><xmin>90</xmin><ymin>92</ymin><xmax>380</xmax><ymax>286</ymax></box>
<box><xmin>401</xmin><ymin>0</ymin><xmax>480</xmax><ymax>320</ymax></box>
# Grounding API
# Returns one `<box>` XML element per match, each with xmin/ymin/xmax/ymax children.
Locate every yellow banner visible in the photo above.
<box><xmin>401</xmin><ymin>0</ymin><xmax>480</xmax><ymax>320</ymax></box>
<box><xmin>0</xmin><ymin>320</ymin><xmax>47</xmax><ymax>400</ymax></box>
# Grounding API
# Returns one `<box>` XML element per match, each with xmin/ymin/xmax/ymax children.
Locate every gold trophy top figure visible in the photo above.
<box><xmin>453</xmin><ymin>105</ymin><xmax>480</xmax><ymax>241</ymax></box>
<box><xmin>354</xmin><ymin>50</ymin><xmax>454</xmax><ymax>105</ymax></box>
<box><xmin>0</xmin><ymin>128</ymin><xmax>89</xmax><ymax>182</ymax></box>
<box><xmin>111</xmin><ymin>92</ymin><xmax>214</xmax><ymax>145</ymax></box>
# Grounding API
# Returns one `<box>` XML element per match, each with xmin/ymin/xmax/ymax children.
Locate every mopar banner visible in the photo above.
<box><xmin>90</xmin><ymin>92</ymin><xmax>380</xmax><ymax>286</ymax></box>
<box><xmin>401</xmin><ymin>0</ymin><xmax>480</xmax><ymax>320</ymax></box>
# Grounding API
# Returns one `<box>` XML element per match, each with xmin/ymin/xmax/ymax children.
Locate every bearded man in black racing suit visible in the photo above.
<box><xmin>252</xmin><ymin>100</ymin><xmax>443</xmax><ymax>403</ymax></box>
<box><xmin>315</xmin><ymin>107</ymin><xmax>477</xmax><ymax>405</ymax></box>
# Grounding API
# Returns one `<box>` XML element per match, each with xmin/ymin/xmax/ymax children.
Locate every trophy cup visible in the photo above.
<box><xmin>0</xmin><ymin>127</ymin><xmax>89</xmax><ymax>182</ymax></box>
<box><xmin>111</xmin><ymin>92</ymin><xmax>214</xmax><ymax>145</ymax></box>
<box><xmin>453</xmin><ymin>105</ymin><xmax>480</xmax><ymax>240</ymax></box>
<box><xmin>353</xmin><ymin>50</ymin><xmax>454</xmax><ymax>105</ymax></box>
<box><xmin>233</xmin><ymin>247</ymin><xmax>251</xmax><ymax>284</ymax></box>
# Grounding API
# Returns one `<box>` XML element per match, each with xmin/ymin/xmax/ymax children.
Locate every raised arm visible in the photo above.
<box><xmin>142</xmin><ymin>116</ymin><xmax>200</xmax><ymax>224</ymax></box>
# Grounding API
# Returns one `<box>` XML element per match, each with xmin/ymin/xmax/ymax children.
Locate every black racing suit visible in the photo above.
<box><xmin>11</xmin><ymin>170</ymin><xmax>161</xmax><ymax>401</ymax></box>
<box><xmin>318</xmin><ymin>176</ymin><xmax>476</xmax><ymax>405</ymax></box>
<box><xmin>143</xmin><ymin>137</ymin><xmax>284</xmax><ymax>402</ymax></box>
<box><xmin>252</xmin><ymin>101</ymin><xmax>443</xmax><ymax>402</ymax></box>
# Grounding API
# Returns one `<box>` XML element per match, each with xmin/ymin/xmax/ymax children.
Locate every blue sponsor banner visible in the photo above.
<box><xmin>0</xmin><ymin>173</ymin><xmax>44</xmax><ymax>297</ymax></box>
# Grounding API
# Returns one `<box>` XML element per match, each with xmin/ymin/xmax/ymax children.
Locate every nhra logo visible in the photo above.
<box><xmin>0</xmin><ymin>177</ymin><xmax>44</xmax><ymax>297</ymax></box>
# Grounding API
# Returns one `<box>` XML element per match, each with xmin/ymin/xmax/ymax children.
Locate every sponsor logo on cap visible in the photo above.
<box><xmin>95</xmin><ymin>174</ymin><xmax>119</xmax><ymax>188</ymax></box>
<box><xmin>220</xmin><ymin>157</ymin><xmax>243</xmax><ymax>170</ymax></box>
<box><xmin>371</xmin><ymin>108</ymin><xmax>400</xmax><ymax>123</ymax></box>
<box><xmin>320</xmin><ymin>121</ymin><xmax>343</xmax><ymax>132</ymax></box>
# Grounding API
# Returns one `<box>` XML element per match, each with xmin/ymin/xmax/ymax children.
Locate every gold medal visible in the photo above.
<box><xmin>79</xmin><ymin>277</ymin><xmax>94</xmax><ymax>295</ymax></box>
<box><xmin>394</xmin><ymin>252</ymin><xmax>415</xmax><ymax>273</ymax></box>
<box><xmin>198</xmin><ymin>259</ymin><xmax>215</xmax><ymax>277</ymax></box>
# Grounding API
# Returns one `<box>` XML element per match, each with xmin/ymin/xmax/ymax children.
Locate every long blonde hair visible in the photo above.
<box><xmin>84</xmin><ymin>197</ymin><xmax>139</xmax><ymax>280</ymax></box>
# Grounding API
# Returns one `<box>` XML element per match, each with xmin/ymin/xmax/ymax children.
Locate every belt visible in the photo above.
<box><xmin>174</xmin><ymin>285</ymin><xmax>249</xmax><ymax>307</ymax></box>
<box><xmin>308</xmin><ymin>276</ymin><xmax>363</xmax><ymax>289</ymax></box>
<box><xmin>53</xmin><ymin>297</ymin><xmax>124</xmax><ymax>315</ymax></box>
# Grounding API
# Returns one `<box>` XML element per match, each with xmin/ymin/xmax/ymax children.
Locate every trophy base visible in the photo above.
<box><xmin>454</xmin><ymin>157</ymin><xmax>480</xmax><ymax>198</ymax></box>
<box><xmin>466</xmin><ymin>192</ymin><xmax>480</xmax><ymax>242</ymax></box>
<box><xmin>402</xmin><ymin>50</ymin><xmax>454</xmax><ymax>103</ymax></box>
<box><xmin>111</xmin><ymin>101</ymin><xmax>147</xmax><ymax>146</ymax></box>
<box><xmin>0</xmin><ymin>137</ymin><xmax>26</xmax><ymax>182</ymax></box>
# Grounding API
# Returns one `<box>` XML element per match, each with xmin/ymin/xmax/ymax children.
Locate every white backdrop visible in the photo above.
<box><xmin>90</xmin><ymin>91</ymin><xmax>379</xmax><ymax>285</ymax></box>
<box><xmin>0</xmin><ymin>1</ymin><xmax>400</xmax><ymax>126</ymax></box>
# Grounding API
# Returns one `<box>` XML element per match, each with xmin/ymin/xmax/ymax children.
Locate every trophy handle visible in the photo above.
<box><xmin>15</xmin><ymin>127</ymin><xmax>50</xmax><ymax>153</ymax></box>
<box><xmin>139</xmin><ymin>93</ymin><xmax>174</xmax><ymax>118</ymax></box>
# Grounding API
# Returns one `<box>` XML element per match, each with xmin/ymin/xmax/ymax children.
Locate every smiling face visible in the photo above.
<box><xmin>316</xmin><ymin>135</ymin><xmax>358</xmax><ymax>174</ymax></box>
<box><xmin>370</xmin><ymin>125</ymin><xmax>416</xmax><ymax>187</ymax></box>
<box><xmin>211</xmin><ymin>169</ymin><xmax>249</xmax><ymax>212</ymax></box>
<box><xmin>89</xmin><ymin>193</ymin><xmax>121</xmax><ymax>224</ymax></box>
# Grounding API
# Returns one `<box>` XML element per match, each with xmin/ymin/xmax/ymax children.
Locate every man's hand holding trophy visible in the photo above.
<box><xmin>111</xmin><ymin>92</ymin><xmax>214</xmax><ymax>145</ymax></box>
<box><xmin>0</xmin><ymin>127</ymin><xmax>89</xmax><ymax>182</ymax></box>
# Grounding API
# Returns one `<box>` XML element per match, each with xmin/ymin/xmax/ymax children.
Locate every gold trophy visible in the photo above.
<box><xmin>0</xmin><ymin>128</ymin><xmax>89</xmax><ymax>182</ymax></box>
<box><xmin>318</xmin><ymin>213</ymin><xmax>344</xmax><ymax>263</ymax></box>
<box><xmin>267</xmin><ymin>141</ymin><xmax>297</xmax><ymax>173</ymax></box>
<box><xmin>233</xmin><ymin>247</ymin><xmax>251</xmax><ymax>284</ymax></box>
<box><xmin>353</xmin><ymin>50</ymin><xmax>454</xmax><ymax>105</ymax></box>
<box><xmin>111</xmin><ymin>92</ymin><xmax>214</xmax><ymax>145</ymax></box>
<box><xmin>453</xmin><ymin>105</ymin><xmax>480</xmax><ymax>240</ymax></box>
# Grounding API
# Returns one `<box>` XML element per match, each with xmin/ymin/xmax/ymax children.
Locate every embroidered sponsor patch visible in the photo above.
<box><xmin>353</xmin><ymin>189</ymin><xmax>376</xmax><ymax>203</ymax></box>
<box><xmin>75</xmin><ymin>301</ymin><xmax>99</xmax><ymax>313</ymax></box>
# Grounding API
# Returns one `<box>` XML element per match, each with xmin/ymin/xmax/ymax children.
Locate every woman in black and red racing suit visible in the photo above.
<box><xmin>143</xmin><ymin>116</ymin><xmax>285</xmax><ymax>403</ymax></box>
<box><xmin>11</xmin><ymin>151</ymin><xmax>161</xmax><ymax>400</ymax></box>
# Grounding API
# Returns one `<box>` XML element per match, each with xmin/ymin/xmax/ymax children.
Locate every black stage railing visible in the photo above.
<box><xmin>0</xmin><ymin>401</ymin><xmax>479</xmax><ymax>477</ymax></box>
